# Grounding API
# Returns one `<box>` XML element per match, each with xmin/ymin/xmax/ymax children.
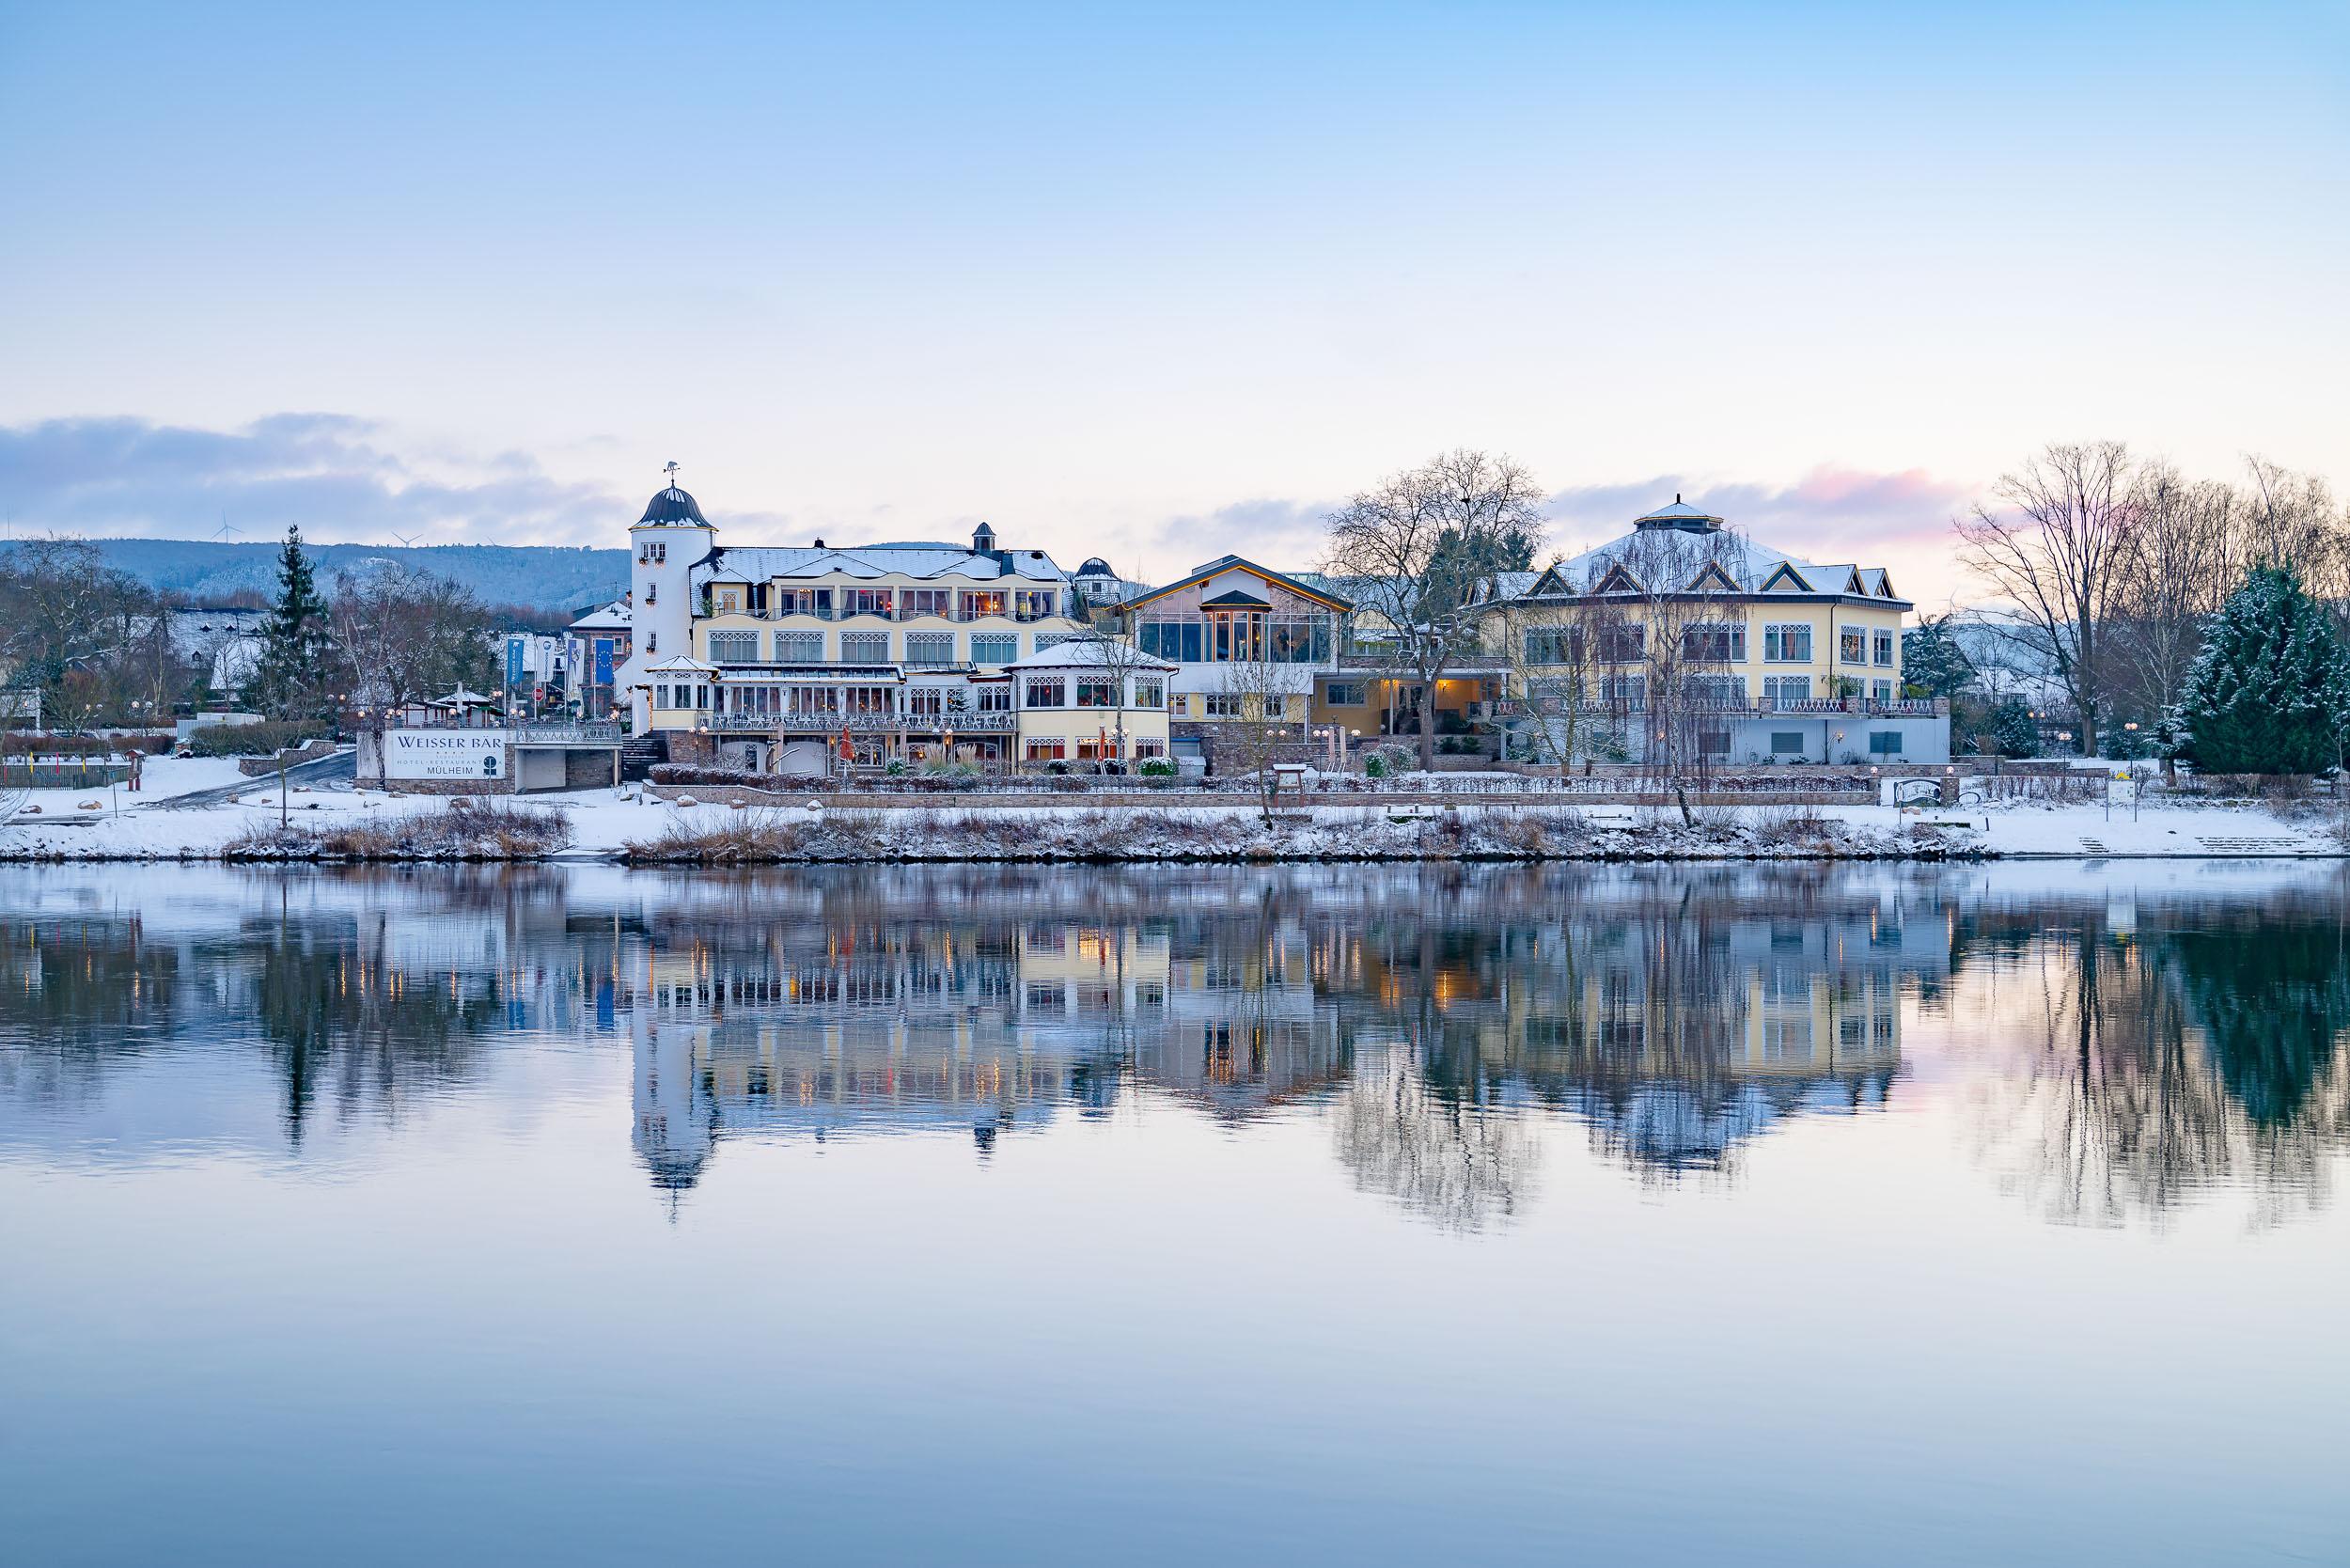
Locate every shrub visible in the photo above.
<box><xmin>1136</xmin><ymin>757</ymin><xmax>1176</xmax><ymax>777</ymax></box>
<box><xmin>185</xmin><ymin>719</ymin><xmax>327</xmax><ymax>758</ymax></box>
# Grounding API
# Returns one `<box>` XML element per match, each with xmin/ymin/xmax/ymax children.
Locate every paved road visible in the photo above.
<box><xmin>143</xmin><ymin>749</ymin><xmax>357</xmax><ymax>810</ymax></box>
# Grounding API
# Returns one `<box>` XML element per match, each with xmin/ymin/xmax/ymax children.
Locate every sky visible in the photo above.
<box><xmin>1</xmin><ymin>1</ymin><xmax>2344</xmax><ymax>604</ymax></box>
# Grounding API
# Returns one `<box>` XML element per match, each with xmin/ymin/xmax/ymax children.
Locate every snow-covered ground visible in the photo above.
<box><xmin>0</xmin><ymin>756</ymin><xmax>2340</xmax><ymax>860</ymax></box>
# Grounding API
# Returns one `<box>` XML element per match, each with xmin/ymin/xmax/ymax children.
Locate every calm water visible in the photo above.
<box><xmin>2</xmin><ymin>862</ymin><xmax>2345</xmax><ymax>1567</ymax></box>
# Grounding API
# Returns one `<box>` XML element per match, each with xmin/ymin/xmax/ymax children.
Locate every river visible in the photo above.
<box><xmin>2</xmin><ymin>861</ymin><xmax>2344</xmax><ymax>1565</ymax></box>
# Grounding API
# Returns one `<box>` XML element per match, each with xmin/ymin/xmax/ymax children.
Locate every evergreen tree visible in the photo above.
<box><xmin>247</xmin><ymin>525</ymin><xmax>335</xmax><ymax>719</ymax></box>
<box><xmin>1989</xmin><ymin>698</ymin><xmax>2040</xmax><ymax>759</ymax></box>
<box><xmin>2175</xmin><ymin>565</ymin><xmax>2350</xmax><ymax>775</ymax></box>
<box><xmin>1900</xmin><ymin>615</ymin><xmax>1976</xmax><ymax>699</ymax></box>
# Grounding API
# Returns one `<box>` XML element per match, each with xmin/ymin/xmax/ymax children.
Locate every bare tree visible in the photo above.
<box><xmin>1490</xmin><ymin>591</ymin><xmax>1598</xmax><ymax>769</ymax></box>
<box><xmin>1214</xmin><ymin>637</ymin><xmax>1298</xmax><ymax>821</ymax></box>
<box><xmin>1614</xmin><ymin>522</ymin><xmax>1747</xmax><ymax>809</ymax></box>
<box><xmin>2240</xmin><ymin>457</ymin><xmax>2350</xmax><ymax>612</ymax></box>
<box><xmin>1324</xmin><ymin>449</ymin><xmax>1548</xmax><ymax>770</ymax></box>
<box><xmin>333</xmin><ymin>561</ymin><xmax>498</xmax><ymax>713</ymax></box>
<box><xmin>1068</xmin><ymin>629</ymin><xmax>1161</xmax><ymax>772</ymax></box>
<box><xmin>1956</xmin><ymin>441</ymin><xmax>2138</xmax><ymax>757</ymax></box>
<box><xmin>2106</xmin><ymin>462</ymin><xmax>2237</xmax><ymax>764</ymax></box>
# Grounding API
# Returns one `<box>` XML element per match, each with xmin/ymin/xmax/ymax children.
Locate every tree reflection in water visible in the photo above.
<box><xmin>1971</xmin><ymin>889</ymin><xmax>2350</xmax><ymax>1228</ymax></box>
<box><xmin>1</xmin><ymin>863</ymin><xmax>2343</xmax><ymax>1231</ymax></box>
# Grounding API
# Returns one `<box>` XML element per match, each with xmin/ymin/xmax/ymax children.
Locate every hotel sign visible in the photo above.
<box><xmin>384</xmin><ymin>730</ymin><xmax>509</xmax><ymax>780</ymax></box>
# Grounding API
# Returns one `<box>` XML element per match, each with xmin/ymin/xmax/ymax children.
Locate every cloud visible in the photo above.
<box><xmin>1545</xmin><ymin>465</ymin><xmax>1975</xmax><ymax>556</ymax></box>
<box><xmin>0</xmin><ymin>414</ymin><xmax>630</xmax><ymax>545</ymax></box>
<box><xmin>1140</xmin><ymin>495</ymin><xmax>1340</xmax><ymax>577</ymax></box>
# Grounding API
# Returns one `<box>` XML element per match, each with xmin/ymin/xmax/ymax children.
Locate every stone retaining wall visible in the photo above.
<box><xmin>645</xmin><ymin>783</ymin><xmax>1872</xmax><ymax>810</ymax></box>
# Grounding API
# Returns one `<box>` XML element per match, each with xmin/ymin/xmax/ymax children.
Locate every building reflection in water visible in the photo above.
<box><xmin>1</xmin><ymin>862</ymin><xmax>2342</xmax><ymax>1231</ymax></box>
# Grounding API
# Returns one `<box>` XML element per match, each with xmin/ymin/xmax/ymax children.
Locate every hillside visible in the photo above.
<box><xmin>2</xmin><ymin>537</ymin><xmax>631</xmax><ymax>615</ymax></box>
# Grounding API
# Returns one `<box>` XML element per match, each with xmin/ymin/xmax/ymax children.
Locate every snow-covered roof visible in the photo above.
<box><xmin>428</xmin><ymin>687</ymin><xmax>498</xmax><ymax>708</ymax></box>
<box><xmin>1509</xmin><ymin>509</ymin><xmax>1910</xmax><ymax>605</ymax></box>
<box><xmin>643</xmin><ymin>656</ymin><xmax>718</xmax><ymax>676</ymax></box>
<box><xmin>1003</xmin><ymin>637</ymin><xmax>1177</xmax><ymax>673</ymax></box>
<box><xmin>695</xmin><ymin>542</ymin><xmax>1069</xmax><ymax>586</ymax></box>
<box><xmin>569</xmin><ymin>598</ymin><xmax>632</xmax><ymax>631</ymax></box>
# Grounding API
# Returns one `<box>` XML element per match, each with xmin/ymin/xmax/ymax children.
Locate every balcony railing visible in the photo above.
<box><xmin>512</xmin><ymin>720</ymin><xmax>622</xmax><ymax>743</ymax></box>
<box><xmin>708</xmin><ymin>710</ymin><xmax>1018</xmax><ymax>733</ymax></box>
<box><xmin>1504</xmin><ymin>697</ymin><xmax>1948</xmax><ymax>719</ymax></box>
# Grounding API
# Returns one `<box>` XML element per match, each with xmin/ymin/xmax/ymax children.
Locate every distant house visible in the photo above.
<box><xmin>564</xmin><ymin>599</ymin><xmax>633</xmax><ymax>720</ymax></box>
<box><xmin>1472</xmin><ymin>497</ymin><xmax>1949</xmax><ymax>765</ymax></box>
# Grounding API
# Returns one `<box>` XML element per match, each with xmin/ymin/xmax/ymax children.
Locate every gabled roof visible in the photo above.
<box><xmin>1589</xmin><ymin>562</ymin><xmax>1645</xmax><ymax>595</ymax></box>
<box><xmin>1760</xmin><ymin>562</ymin><xmax>1813</xmax><ymax>591</ymax></box>
<box><xmin>1199</xmin><ymin>588</ymin><xmax>1271</xmax><ymax>610</ymax></box>
<box><xmin>1127</xmin><ymin>556</ymin><xmax>1353</xmax><ymax>614</ymax></box>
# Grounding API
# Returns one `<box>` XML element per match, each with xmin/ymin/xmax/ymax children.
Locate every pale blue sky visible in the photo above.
<box><xmin>2</xmin><ymin>1</ymin><xmax>2343</xmax><ymax>598</ymax></box>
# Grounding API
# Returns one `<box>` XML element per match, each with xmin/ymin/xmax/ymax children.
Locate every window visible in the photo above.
<box><xmin>840</xmin><ymin>588</ymin><xmax>895</xmax><ymax>619</ymax></box>
<box><xmin>976</xmin><ymin>683</ymin><xmax>1012</xmax><ymax>713</ymax></box>
<box><xmin>970</xmin><ymin>633</ymin><xmax>1017</xmax><ymax>665</ymax></box>
<box><xmin>907</xmin><ymin>686</ymin><xmax>945</xmax><ymax>717</ymax></box>
<box><xmin>899</xmin><ymin>588</ymin><xmax>951</xmax><ymax>619</ymax></box>
<box><xmin>707</xmin><ymin>631</ymin><xmax>759</xmax><ymax>663</ymax></box>
<box><xmin>1522</xmin><ymin>627</ymin><xmax>1580</xmax><ymax>666</ymax></box>
<box><xmin>1013</xmin><ymin>589</ymin><xmax>1059</xmax><ymax>622</ymax></box>
<box><xmin>1324</xmin><ymin>681</ymin><xmax>1366</xmax><ymax>706</ymax></box>
<box><xmin>1138</xmin><ymin>620</ymin><xmax>1207</xmax><ymax>663</ymax></box>
<box><xmin>638</xmin><ymin>540</ymin><xmax>666</xmax><ymax>564</ymax></box>
<box><xmin>775</xmin><ymin>631</ymin><xmax>824</xmax><ymax>664</ymax></box>
<box><xmin>959</xmin><ymin>590</ymin><xmax>1008</xmax><ymax>620</ymax></box>
<box><xmin>904</xmin><ymin>632</ymin><xmax>955</xmax><ymax>666</ymax></box>
<box><xmin>1203</xmin><ymin>693</ymin><xmax>1246</xmax><ymax>718</ymax></box>
<box><xmin>644</xmin><ymin>583</ymin><xmax>656</xmax><ymax>604</ymax></box>
<box><xmin>1594</xmin><ymin>624</ymin><xmax>1645</xmax><ymax>664</ymax></box>
<box><xmin>1869</xmin><ymin>730</ymin><xmax>1903</xmax><ymax>756</ymax></box>
<box><xmin>715</xmin><ymin>588</ymin><xmax>742</xmax><ymax>614</ymax></box>
<box><xmin>1763</xmin><ymin>675</ymin><xmax>1811</xmax><ymax>706</ymax></box>
<box><xmin>1680</xmin><ymin>674</ymin><xmax>1747</xmax><ymax>706</ymax></box>
<box><xmin>772</xmin><ymin>588</ymin><xmax>833</xmax><ymax>619</ymax></box>
<box><xmin>1840</xmin><ymin>625</ymin><xmax>1867</xmax><ymax>665</ymax></box>
<box><xmin>1770</xmin><ymin>731</ymin><xmax>1805</xmax><ymax>753</ymax></box>
<box><xmin>653</xmin><ymin>683</ymin><xmax>671</xmax><ymax>709</ymax></box>
<box><xmin>1872</xmin><ymin>628</ymin><xmax>1896</xmax><ymax>666</ymax></box>
<box><xmin>1025</xmin><ymin>677</ymin><xmax>1066</xmax><ymax>708</ymax></box>
<box><xmin>1872</xmin><ymin>679</ymin><xmax>1895</xmax><ymax>701</ymax></box>
<box><xmin>1682</xmin><ymin>622</ymin><xmax>1746</xmax><ymax>663</ymax></box>
<box><xmin>1073</xmin><ymin>678</ymin><xmax>1117</xmax><ymax>707</ymax></box>
<box><xmin>1698</xmin><ymin>728</ymin><xmax>1731</xmax><ymax>756</ymax></box>
<box><xmin>647</xmin><ymin>633</ymin><xmax>657</xmax><ymax>653</ymax></box>
<box><xmin>1763</xmin><ymin>623</ymin><xmax>1811</xmax><ymax>662</ymax></box>
<box><xmin>1601</xmin><ymin>674</ymin><xmax>1645</xmax><ymax>709</ymax></box>
<box><xmin>840</xmin><ymin>632</ymin><xmax>889</xmax><ymax>664</ymax></box>
<box><xmin>1024</xmin><ymin>740</ymin><xmax>1066</xmax><ymax>760</ymax></box>
<box><xmin>1134</xmin><ymin>679</ymin><xmax>1164</xmax><ymax>708</ymax></box>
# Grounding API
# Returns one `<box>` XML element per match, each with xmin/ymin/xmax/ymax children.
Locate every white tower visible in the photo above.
<box><xmin>616</xmin><ymin>463</ymin><xmax>716</xmax><ymax>734</ymax></box>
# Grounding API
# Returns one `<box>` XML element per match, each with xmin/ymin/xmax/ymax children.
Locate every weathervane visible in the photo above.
<box><xmin>664</xmin><ymin>460</ymin><xmax>681</xmax><ymax>488</ymax></box>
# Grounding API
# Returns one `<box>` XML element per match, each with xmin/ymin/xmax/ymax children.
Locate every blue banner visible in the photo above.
<box><xmin>593</xmin><ymin>638</ymin><xmax>613</xmax><ymax>686</ymax></box>
<box><xmin>506</xmin><ymin>636</ymin><xmax>526</xmax><ymax>687</ymax></box>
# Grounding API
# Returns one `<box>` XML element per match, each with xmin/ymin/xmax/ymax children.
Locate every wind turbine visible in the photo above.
<box><xmin>212</xmin><ymin>514</ymin><xmax>242</xmax><ymax>543</ymax></box>
<box><xmin>391</xmin><ymin>531</ymin><xmax>423</xmax><ymax>548</ymax></box>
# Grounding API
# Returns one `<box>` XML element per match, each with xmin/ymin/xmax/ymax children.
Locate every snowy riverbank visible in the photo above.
<box><xmin>1</xmin><ymin>757</ymin><xmax>2342</xmax><ymax>863</ymax></box>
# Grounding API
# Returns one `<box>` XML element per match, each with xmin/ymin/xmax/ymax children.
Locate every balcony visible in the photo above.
<box><xmin>709</xmin><ymin>710</ymin><xmax>1017</xmax><ymax>734</ymax></box>
<box><xmin>512</xmin><ymin>720</ymin><xmax>622</xmax><ymax>744</ymax></box>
